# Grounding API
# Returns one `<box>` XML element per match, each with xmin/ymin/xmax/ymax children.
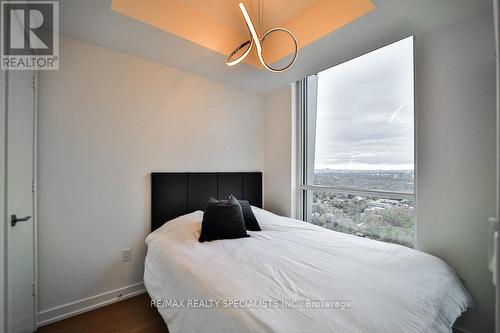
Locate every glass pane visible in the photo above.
<box><xmin>312</xmin><ymin>37</ymin><xmax>414</xmax><ymax>193</ymax></box>
<box><xmin>311</xmin><ymin>191</ymin><xmax>415</xmax><ymax>247</ymax></box>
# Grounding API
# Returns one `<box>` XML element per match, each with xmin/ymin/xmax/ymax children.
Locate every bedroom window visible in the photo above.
<box><xmin>297</xmin><ymin>36</ymin><xmax>415</xmax><ymax>247</ymax></box>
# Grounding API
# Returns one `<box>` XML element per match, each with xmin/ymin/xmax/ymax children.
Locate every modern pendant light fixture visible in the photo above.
<box><xmin>226</xmin><ymin>1</ymin><xmax>298</xmax><ymax>73</ymax></box>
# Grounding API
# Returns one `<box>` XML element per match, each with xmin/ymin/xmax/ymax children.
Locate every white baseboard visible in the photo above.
<box><xmin>36</xmin><ymin>282</ymin><xmax>146</xmax><ymax>327</ymax></box>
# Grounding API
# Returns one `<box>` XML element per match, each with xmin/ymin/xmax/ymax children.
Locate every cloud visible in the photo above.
<box><xmin>314</xmin><ymin>37</ymin><xmax>414</xmax><ymax>171</ymax></box>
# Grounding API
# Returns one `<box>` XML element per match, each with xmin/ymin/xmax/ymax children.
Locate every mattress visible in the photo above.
<box><xmin>144</xmin><ymin>207</ymin><xmax>472</xmax><ymax>333</ymax></box>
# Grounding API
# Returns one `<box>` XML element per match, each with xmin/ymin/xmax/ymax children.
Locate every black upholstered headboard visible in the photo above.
<box><xmin>151</xmin><ymin>172</ymin><xmax>262</xmax><ymax>231</ymax></box>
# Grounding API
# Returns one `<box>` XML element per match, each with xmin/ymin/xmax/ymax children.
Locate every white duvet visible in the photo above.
<box><xmin>144</xmin><ymin>207</ymin><xmax>472</xmax><ymax>333</ymax></box>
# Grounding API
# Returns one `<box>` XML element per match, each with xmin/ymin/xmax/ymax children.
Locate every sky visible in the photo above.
<box><xmin>314</xmin><ymin>36</ymin><xmax>414</xmax><ymax>171</ymax></box>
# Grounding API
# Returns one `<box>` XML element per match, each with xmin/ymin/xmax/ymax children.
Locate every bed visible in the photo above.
<box><xmin>144</xmin><ymin>172</ymin><xmax>472</xmax><ymax>333</ymax></box>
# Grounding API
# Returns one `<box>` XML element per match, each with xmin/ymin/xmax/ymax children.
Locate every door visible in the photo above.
<box><xmin>494</xmin><ymin>1</ymin><xmax>500</xmax><ymax>332</ymax></box>
<box><xmin>5</xmin><ymin>70</ymin><xmax>36</xmax><ymax>333</ymax></box>
<box><xmin>495</xmin><ymin>1</ymin><xmax>500</xmax><ymax>333</ymax></box>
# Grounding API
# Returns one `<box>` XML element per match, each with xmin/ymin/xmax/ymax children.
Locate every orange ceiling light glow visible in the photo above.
<box><xmin>111</xmin><ymin>0</ymin><xmax>376</xmax><ymax>70</ymax></box>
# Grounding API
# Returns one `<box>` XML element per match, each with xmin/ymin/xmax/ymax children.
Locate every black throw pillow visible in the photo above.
<box><xmin>229</xmin><ymin>195</ymin><xmax>261</xmax><ymax>231</ymax></box>
<box><xmin>199</xmin><ymin>196</ymin><xmax>249</xmax><ymax>243</ymax></box>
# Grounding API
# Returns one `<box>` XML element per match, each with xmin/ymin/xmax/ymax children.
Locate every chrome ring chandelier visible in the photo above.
<box><xmin>226</xmin><ymin>2</ymin><xmax>298</xmax><ymax>73</ymax></box>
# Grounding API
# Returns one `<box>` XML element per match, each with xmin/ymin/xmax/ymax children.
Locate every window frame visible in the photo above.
<box><xmin>295</xmin><ymin>37</ymin><xmax>417</xmax><ymax>244</ymax></box>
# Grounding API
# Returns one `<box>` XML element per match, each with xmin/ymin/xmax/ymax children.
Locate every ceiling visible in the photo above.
<box><xmin>176</xmin><ymin>0</ymin><xmax>319</xmax><ymax>32</ymax></box>
<box><xmin>110</xmin><ymin>0</ymin><xmax>375</xmax><ymax>68</ymax></box>
<box><xmin>59</xmin><ymin>0</ymin><xmax>493</xmax><ymax>94</ymax></box>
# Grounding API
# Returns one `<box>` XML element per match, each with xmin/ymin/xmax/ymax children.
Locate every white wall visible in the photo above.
<box><xmin>263</xmin><ymin>12</ymin><xmax>496</xmax><ymax>333</ymax></box>
<box><xmin>415</xmin><ymin>12</ymin><xmax>496</xmax><ymax>333</ymax></box>
<box><xmin>37</xmin><ymin>36</ymin><xmax>264</xmax><ymax>322</ymax></box>
<box><xmin>263</xmin><ymin>87</ymin><xmax>293</xmax><ymax>217</ymax></box>
<box><xmin>0</xmin><ymin>69</ymin><xmax>6</xmax><ymax>333</ymax></box>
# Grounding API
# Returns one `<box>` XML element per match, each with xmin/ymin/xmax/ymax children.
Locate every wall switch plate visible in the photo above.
<box><xmin>121</xmin><ymin>248</ymin><xmax>131</xmax><ymax>262</ymax></box>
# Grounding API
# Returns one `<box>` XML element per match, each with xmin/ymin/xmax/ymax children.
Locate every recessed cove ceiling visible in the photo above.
<box><xmin>60</xmin><ymin>0</ymin><xmax>492</xmax><ymax>93</ymax></box>
<box><xmin>111</xmin><ymin>0</ymin><xmax>376</xmax><ymax>69</ymax></box>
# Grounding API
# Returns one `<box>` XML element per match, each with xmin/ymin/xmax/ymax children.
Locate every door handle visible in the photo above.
<box><xmin>11</xmin><ymin>214</ymin><xmax>31</xmax><ymax>227</ymax></box>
